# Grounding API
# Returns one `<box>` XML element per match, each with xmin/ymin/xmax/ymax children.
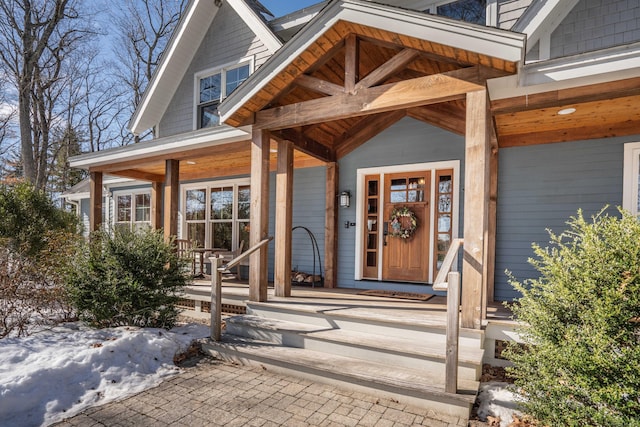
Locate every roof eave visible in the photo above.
<box><xmin>129</xmin><ymin>0</ymin><xmax>222</xmax><ymax>135</ymax></box>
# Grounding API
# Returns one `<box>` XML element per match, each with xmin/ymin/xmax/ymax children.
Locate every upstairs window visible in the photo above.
<box><xmin>437</xmin><ymin>0</ymin><xmax>486</xmax><ymax>25</ymax></box>
<box><xmin>423</xmin><ymin>0</ymin><xmax>489</xmax><ymax>26</ymax></box>
<box><xmin>196</xmin><ymin>61</ymin><xmax>251</xmax><ymax>129</ymax></box>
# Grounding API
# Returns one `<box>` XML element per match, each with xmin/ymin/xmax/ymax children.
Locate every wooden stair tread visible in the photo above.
<box><xmin>248</xmin><ymin>301</ymin><xmax>484</xmax><ymax>337</ymax></box>
<box><xmin>227</xmin><ymin>315</ymin><xmax>484</xmax><ymax>365</ymax></box>
<box><xmin>204</xmin><ymin>335</ymin><xmax>478</xmax><ymax>405</ymax></box>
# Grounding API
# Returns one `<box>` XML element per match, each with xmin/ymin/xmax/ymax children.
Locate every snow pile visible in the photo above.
<box><xmin>0</xmin><ymin>322</ymin><xmax>210</xmax><ymax>427</ymax></box>
<box><xmin>476</xmin><ymin>382</ymin><xmax>523</xmax><ymax>427</ymax></box>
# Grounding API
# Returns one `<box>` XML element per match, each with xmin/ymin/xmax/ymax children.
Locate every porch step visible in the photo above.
<box><xmin>247</xmin><ymin>301</ymin><xmax>485</xmax><ymax>349</ymax></box>
<box><xmin>202</xmin><ymin>335</ymin><xmax>476</xmax><ymax>423</ymax></box>
<box><xmin>226</xmin><ymin>315</ymin><xmax>484</xmax><ymax>380</ymax></box>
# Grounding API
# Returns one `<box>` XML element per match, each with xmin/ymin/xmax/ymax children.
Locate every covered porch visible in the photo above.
<box><xmin>218</xmin><ymin>2</ymin><xmax>525</xmax><ymax>329</ymax></box>
<box><xmin>78</xmin><ymin>1</ymin><xmax>527</xmax><ymax>331</ymax></box>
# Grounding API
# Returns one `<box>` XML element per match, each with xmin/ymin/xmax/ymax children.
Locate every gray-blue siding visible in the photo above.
<box><xmin>495</xmin><ymin>136</ymin><xmax>632</xmax><ymax>301</ymax></box>
<box><xmin>336</xmin><ymin>117</ymin><xmax>465</xmax><ymax>293</ymax></box>
<box><xmin>551</xmin><ymin>0</ymin><xmax>640</xmax><ymax>59</ymax></box>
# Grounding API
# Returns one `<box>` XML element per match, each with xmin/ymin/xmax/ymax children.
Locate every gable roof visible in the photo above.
<box><xmin>218</xmin><ymin>0</ymin><xmax>525</xmax><ymax>127</ymax></box>
<box><xmin>128</xmin><ymin>0</ymin><xmax>282</xmax><ymax>135</ymax></box>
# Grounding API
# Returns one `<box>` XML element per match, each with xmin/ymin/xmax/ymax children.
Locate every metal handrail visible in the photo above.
<box><xmin>209</xmin><ymin>237</ymin><xmax>273</xmax><ymax>341</ymax></box>
<box><xmin>432</xmin><ymin>238</ymin><xmax>464</xmax><ymax>394</ymax></box>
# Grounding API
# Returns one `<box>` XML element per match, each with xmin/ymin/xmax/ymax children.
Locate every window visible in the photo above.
<box><xmin>195</xmin><ymin>60</ymin><xmax>251</xmax><ymax>129</ymax></box>
<box><xmin>114</xmin><ymin>191</ymin><xmax>151</xmax><ymax>232</ymax></box>
<box><xmin>422</xmin><ymin>0</ymin><xmax>491</xmax><ymax>25</ymax></box>
<box><xmin>623</xmin><ymin>142</ymin><xmax>640</xmax><ymax>215</ymax></box>
<box><xmin>182</xmin><ymin>180</ymin><xmax>250</xmax><ymax>251</ymax></box>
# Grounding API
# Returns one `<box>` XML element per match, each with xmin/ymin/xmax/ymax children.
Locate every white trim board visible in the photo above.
<box><xmin>623</xmin><ymin>142</ymin><xmax>640</xmax><ymax>215</ymax></box>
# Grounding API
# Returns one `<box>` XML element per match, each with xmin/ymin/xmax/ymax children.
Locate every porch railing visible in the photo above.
<box><xmin>208</xmin><ymin>237</ymin><xmax>272</xmax><ymax>341</ymax></box>
<box><xmin>432</xmin><ymin>238</ymin><xmax>464</xmax><ymax>394</ymax></box>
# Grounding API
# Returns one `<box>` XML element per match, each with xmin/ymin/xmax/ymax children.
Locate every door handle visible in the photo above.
<box><xmin>383</xmin><ymin>221</ymin><xmax>389</xmax><ymax>246</ymax></box>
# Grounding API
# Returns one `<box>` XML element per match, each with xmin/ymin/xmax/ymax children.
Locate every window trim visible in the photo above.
<box><xmin>623</xmin><ymin>142</ymin><xmax>640</xmax><ymax>215</ymax></box>
<box><xmin>193</xmin><ymin>56</ymin><xmax>254</xmax><ymax>130</ymax></box>
<box><xmin>181</xmin><ymin>178</ymin><xmax>251</xmax><ymax>250</ymax></box>
<box><xmin>112</xmin><ymin>189</ymin><xmax>152</xmax><ymax>231</ymax></box>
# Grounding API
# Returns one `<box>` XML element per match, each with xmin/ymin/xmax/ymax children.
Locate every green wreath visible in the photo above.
<box><xmin>389</xmin><ymin>207</ymin><xmax>418</xmax><ymax>239</ymax></box>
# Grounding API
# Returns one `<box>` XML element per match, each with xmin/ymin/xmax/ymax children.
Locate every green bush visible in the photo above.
<box><xmin>0</xmin><ymin>183</ymin><xmax>78</xmax><ymax>257</ymax></box>
<box><xmin>67</xmin><ymin>228</ymin><xmax>191</xmax><ymax>329</ymax></box>
<box><xmin>506</xmin><ymin>208</ymin><xmax>640</xmax><ymax>427</ymax></box>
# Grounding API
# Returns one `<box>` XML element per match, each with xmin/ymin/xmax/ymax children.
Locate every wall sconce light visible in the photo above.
<box><xmin>339</xmin><ymin>191</ymin><xmax>351</xmax><ymax>208</ymax></box>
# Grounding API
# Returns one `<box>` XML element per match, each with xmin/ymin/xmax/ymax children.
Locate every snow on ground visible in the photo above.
<box><xmin>476</xmin><ymin>382</ymin><xmax>523</xmax><ymax>427</ymax></box>
<box><xmin>0</xmin><ymin>322</ymin><xmax>210</xmax><ymax>427</ymax></box>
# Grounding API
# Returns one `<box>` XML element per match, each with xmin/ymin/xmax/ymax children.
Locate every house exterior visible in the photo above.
<box><xmin>67</xmin><ymin>0</ymin><xmax>640</xmax><ymax>329</ymax></box>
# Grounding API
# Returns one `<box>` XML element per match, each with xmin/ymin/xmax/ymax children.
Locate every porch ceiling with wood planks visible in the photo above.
<box><xmin>92</xmin><ymin>141</ymin><xmax>324</xmax><ymax>183</ymax></box>
<box><xmin>491</xmin><ymin>76</ymin><xmax>640</xmax><ymax>147</ymax></box>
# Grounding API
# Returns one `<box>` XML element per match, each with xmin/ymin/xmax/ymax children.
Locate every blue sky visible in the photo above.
<box><xmin>260</xmin><ymin>0</ymin><xmax>324</xmax><ymax>18</ymax></box>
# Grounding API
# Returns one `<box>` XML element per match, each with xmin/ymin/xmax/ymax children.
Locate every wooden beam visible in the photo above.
<box><xmin>93</xmin><ymin>141</ymin><xmax>251</xmax><ymax>174</ymax></box>
<box><xmin>355</xmin><ymin>48</ymin><xmax>420</xmax><ymax>91</ymax></box>
<box><xmin>334</xmin><ymin>110</ymin><xmax>406</xmax><ymax>159</ymax></box>
<box><xmin>345</xmin><ymin>34</ymin><xmax>359</xmax><ymax>94</ymax></box>
<box><xmin>461</xmin><ymin>89</ymin><xmax>490</xmax><ymax>330</ymax></box>
<box><xmin>89</xmin><ymin>171</ymin><xmax>103</xmax><ymax>232</ymax></box>
<box><xmin>151</xmin><ymin>181</ymin><xmax>162</xmax><ymax>230</ymax></box>
<box><xmin>295</xmin><ymin>74</ymin><xmax>345</xmax><ymax>96</ymax></box>
<box><xmin>324</xmin><ymin>162</ymin><xmax>339</xmax><ymax>288</ymax></box>
<box><xmin>163</xmin><ymin>160</ymin><xmax>179</xmax><ymax>241</ymax></box>
<box><xmin>249</xmin><ymin>129</ymin><xmax>270</xmax><ymax>302</ymax></box>
<box><xmin>498</xmin><ymin>119</ymin><xmax>640</xmax><ymax>147</ymax></box>
<box><xmin>275</xmin><ymin>140</ymin><xmax>294</xmax><ymax>297</ymax></box>
<box><xmin>272</xmin><ymin>129</ymin><xmax>336</xmax><ymax>162</ymax></box>
<box><xmin>407</xmin><ymin>103</ymin><xmax>466</xmax><ymax>135</ymax></box>
<box><xmin>111</xmin><ymin>169</ymin><xmax>165</xmax><ymax>183</ymax></box>
<box><xmin>255</xmin><ymin>68</ymin><xmax>483</xmax><ymax>130</ymax></box>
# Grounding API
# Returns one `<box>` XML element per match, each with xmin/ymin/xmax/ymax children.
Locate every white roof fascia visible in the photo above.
<box><xmin>219</xmin><ymin>0</ymin><xmax>525</xmax><ymax>123</ymax></box>
<box><xmin>488</xmin><ymin>42</ymin><xmax>640</xmax><ymax>100</ymax></box>
<box><xmin>513</xmin><ymin>0</ymin><xmax>579</xmax><ymax>53</ymax></box>
<box><xmin>70</xmin><ymin>125</ymin><xmax>251</xmax><ymax>170</ymax></box>
<box><xmin>226</xmin><ymin>0</ymin><xmax>282</xmax><ymax>54</ymax></box>
<box><xmin>129</xmin><ymin>0</ymin><xmax>221</xmax><ymax>135</ymax></box>
<box><xmin>268</xmin><ymin>2</ymin><xmax>327</xmax><ymax>34</ymax></box>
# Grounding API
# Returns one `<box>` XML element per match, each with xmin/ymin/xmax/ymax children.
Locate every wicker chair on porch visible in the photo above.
<box><xmin>175</xmin><ymin>239</ymin><xmax>196</xmax><ymax>276</ymax></box>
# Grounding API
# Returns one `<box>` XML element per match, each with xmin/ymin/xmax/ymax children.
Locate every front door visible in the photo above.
<box><xmin>382</xmin><ymin>172</ymin><xmax>431</xmax><ymax>282</ymax></box>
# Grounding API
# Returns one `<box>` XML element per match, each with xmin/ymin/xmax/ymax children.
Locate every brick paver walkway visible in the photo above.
<box><xmin>55</xmin><ymin>356</ymin><xmax>466</xmax><ymax>427</ymax></box>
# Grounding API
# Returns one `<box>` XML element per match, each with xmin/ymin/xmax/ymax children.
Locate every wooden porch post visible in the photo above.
<box><xmin>483</xmin><ymin>132</ymin><xmax>499</xmax><ymax>317</ymax></box>
<box><xmin>461</xmin><ymin>89</ymin><xmax>491</xmax><ymax>329</ymax></box>
<box><xmin>250</xmin><ymin>128</ymin><xmax>270</xmax><ymax>302</ymax></box>
<box><xmin>89</xmin><ymin>171</ymin><xmax>103</xmax><ymax>232</ymax></box>
<box><xmin>324</xmin><ymin>162</ymin><xmax>339</xmax><ymax>288</ymax></box>
<box><xmin>163</xmin><ymin>160</ymin><xmax>179</xmax><ymax>241</ymax></box>
<box><xmin>151</xmin><ymin>181</ymin><xmax>163</xmax><ymax>230</ymax></box>
<box><xmin>275</xmin><ymin>139</ymin><xmax>293</xmax><ymax>297</ymax></box>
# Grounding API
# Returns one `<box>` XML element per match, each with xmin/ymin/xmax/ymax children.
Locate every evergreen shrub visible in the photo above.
<box><xmin>506</xmin><ymin>208</ymin><xmax>640</xmax><ymax>427</ymax></box>
<box><xmin>67</xmin><ymin>228</ymin><xmax>191</xmax><ymax>329</ymax></box>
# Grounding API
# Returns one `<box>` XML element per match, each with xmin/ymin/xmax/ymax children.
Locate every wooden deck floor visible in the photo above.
<box><xmin>184</xmin><ymin>277</ymin><xmax>513</xmax><ymax>324</ymax></box>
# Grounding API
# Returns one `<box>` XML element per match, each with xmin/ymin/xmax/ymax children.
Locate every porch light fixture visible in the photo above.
<box><xmin>339</xmin><ymin>191</ymin><xmax>351</xmax><ymax>208</ymax></box>
<box><xmin>557</xmin><ymin>107</ymin><xmax>576</xmax><ymax>115</ymax></box>
<box><xmin>186</xmin><ymin>160</ymin><xmax>196</xmax><ymax>165</ymax></box>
